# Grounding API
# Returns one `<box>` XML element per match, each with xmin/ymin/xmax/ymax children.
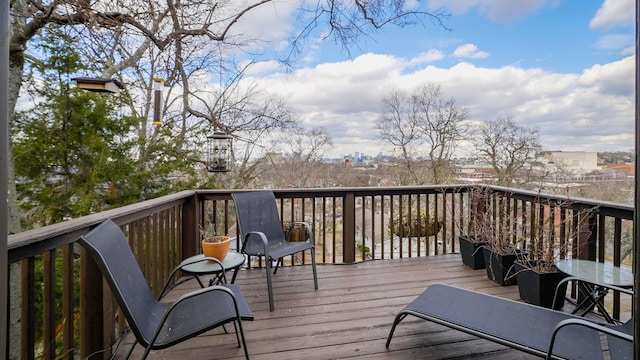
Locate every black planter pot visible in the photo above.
<box><xmin>514</xmin><ymin>262</ymin><xmax>568</xmax><ymax>309</ymax></box>
<box><xmin>482</xmin><ymin>246</ymin><xmax>519</xmax><ymax>286</ymax></box>
<box><xmin>459</xmin><ymin>236</ymin><xmax>486</xmax><ymax>269</ymax></box>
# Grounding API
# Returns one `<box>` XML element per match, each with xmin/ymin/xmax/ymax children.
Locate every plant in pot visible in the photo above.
<box><xmin>482</xmin><ymin>230</ymin><xmax>522</xmax><ymax>286</ymax></box>
<box><xmin>477</xmin><ymin>190</ymin><xmax>524</xmax><ymax>286</ymax></box>
<box><xmin>459</xmin><ymin>234</ymin><xmax>487</xmax><ymax>269</ymax></box>
<box><xmin>458</xmin><ymin>189</ymin><xmax>492</xmax><ymax>269</ymax></box>
<box><xmin>512</xmin><ymin>202</ymin><xmax>595</xmax><ymax>309</ymax></box>
<box><xmin>200</xmin><ymin>222</ymin><xmax>231</xmax><ymax>261</ymax></box>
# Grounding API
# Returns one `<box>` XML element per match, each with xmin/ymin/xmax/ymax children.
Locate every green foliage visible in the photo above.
<box><xmin>14</xmin><ymin>31</ymin><xmax>136</xmax><ymax>224</ymax></box>
<box><xmin>13</xmin><ymin>26</ymin><xmax>197</xmax><ymax>227</ymax></box>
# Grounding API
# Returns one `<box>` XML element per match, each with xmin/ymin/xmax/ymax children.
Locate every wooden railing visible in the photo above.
<box><xmin>6</xmin><ymin>185</ymin><xmax>633</xmax><ymax>359</ymax></box>
<box><xmin>196</xmin><ymin>186</ymin><xmax>478</xmax><ymax>263</ymax></box>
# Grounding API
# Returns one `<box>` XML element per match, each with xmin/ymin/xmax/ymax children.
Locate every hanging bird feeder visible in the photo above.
<box><xmin>152</xmin><ymin>78</ymin><xmax>164</xmax><ymax>125</ymax></box>
<box><xmin>72</xmin><ymin>77</ymin><xmax>124</xmax><ymax>94</ymax></box>
<box><xmin>206</xmin><ymin>132</ymin><xmax>233</xmax><ymax>172</ymax></box>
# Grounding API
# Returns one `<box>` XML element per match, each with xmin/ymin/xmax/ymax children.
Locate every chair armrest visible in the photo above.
<box><xmin>546</xmin><ymin>318</ymin><xmax>633</xmax><ymax>360</ymax></box>
<box><xmin>241</xmin><ymin>230</ymin><xmax>270</xmax><ymax>259</ymax></box>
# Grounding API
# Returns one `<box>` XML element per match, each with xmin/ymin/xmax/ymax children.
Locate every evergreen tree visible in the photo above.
<box><xmin>11</xmin><ymin>27</ymin><xmax>196</xmax><ymax>227</ymax></box>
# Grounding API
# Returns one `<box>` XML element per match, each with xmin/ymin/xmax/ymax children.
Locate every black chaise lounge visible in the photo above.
<box><xmin>79</xmin><ymin>219</ymin><xmax>254</xmax><ymax>359</ymax></box>
<box><xmin>386</xmin><ymin>284</ymin><xmax>632</xmax><ymax>360</ymax></box>
<box><xmin>232</xmin><ymin>190</ymin><xmax>318</xmax><ymax>311</ymax></box>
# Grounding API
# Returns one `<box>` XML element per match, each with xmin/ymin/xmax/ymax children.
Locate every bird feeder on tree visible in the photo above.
<box><xmin>72</xmin><ymin>77</ymin><xmax>124</xmax><ymax>94</ymax></box>
<box><xmin>206</xmin><ymin>132</ymin><xmax>233</xmax><ymax>172</ymax></box>
<box><xmin>152</xmin><ymin>78</ymin><xmax>164</xmax><ymax>126</ymax></box>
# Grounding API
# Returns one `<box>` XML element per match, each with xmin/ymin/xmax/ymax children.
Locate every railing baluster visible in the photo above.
<box><xmin>62</xmin><ymin>244</ymin><xmax>74</xmax><ymax>360</ymax></box>
<box><xmin>434</xmin><ymin>192</ymin><xmax>440</xmax><ymax>255</ymax></box>
<box><xmin>322</xmin><ymin>196</ymin><xmax>327</xmax><ymax>263</ymax></box>
<box><xmin>43</xmin><ymin>250</ymin><xmax>56</xmax><ymax>359</ymax></box>
<box><xmin>598</xmin><ymin>213</ymin><xmax>607</xmax><ymax>263</ymax></box>
<box><xmin>21</xmin><ymin>257</ymin><xmax>35</xmax><ymax>360</ymax></box>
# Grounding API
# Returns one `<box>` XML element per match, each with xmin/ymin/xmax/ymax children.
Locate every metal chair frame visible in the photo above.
<box><xmin>232</xmin><ymin>191</ymin><xmax>318</xmax><ymax>311</ymax></box>
<box><xmin>79</xmin><ymin>219</ymin><xmax>254</xmax><ymax>359</ymax></box>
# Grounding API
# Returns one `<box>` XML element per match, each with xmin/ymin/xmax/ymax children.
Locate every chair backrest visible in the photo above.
<box><xmin>78</xmin><ymin>219</ymin><xmax>163</xmax><ymax>345</ymax></box>
<box><xmin>232</xmin><ymin>191</ymin><xmax>287</xmax><ymax>253</ymax></box>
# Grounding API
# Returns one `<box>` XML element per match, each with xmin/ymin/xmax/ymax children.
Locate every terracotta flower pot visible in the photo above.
<box><xmin>202</xmin><ymin>236</ymin><xmax>231</xmax><ymax>261</ymax></box>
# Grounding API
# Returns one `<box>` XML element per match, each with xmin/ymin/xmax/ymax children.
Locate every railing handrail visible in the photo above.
<box><xmin>486</xmin><ymin>184</ymin><xmax>633</xmax><ymax>218</ymax></box>
<box><xmin>8</xmin><ymin>185</ymin><xmax>635</xmax><ymax>264</ymax></box>
<box><xmin>8</xmin><ymin>190</ymin><xmax>196</xmax><ymax>263</ymax></box>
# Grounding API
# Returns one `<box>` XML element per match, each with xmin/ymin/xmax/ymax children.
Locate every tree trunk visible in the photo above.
<box><xmin>7</xmin><ymin>7</ymin><xmax>26</xmax><ymax>358</ymax></box>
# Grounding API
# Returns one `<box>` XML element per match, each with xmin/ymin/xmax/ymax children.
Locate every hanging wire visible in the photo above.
<box><xmin>63</xmin><ymin>22</ymin><xmax>73</xmax><ymax>213</ymax></box>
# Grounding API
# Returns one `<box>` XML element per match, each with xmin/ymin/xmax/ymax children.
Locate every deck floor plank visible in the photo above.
<box><xmin>120</xmin><ymin>254</ymin><xmax>540</xmax><ymax>359</ymax></box>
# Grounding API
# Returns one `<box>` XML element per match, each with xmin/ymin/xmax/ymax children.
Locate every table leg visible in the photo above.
<box><xmin>208</xmin><ymin>273</ymin><xmax>226</xmax><ymax>286</ymax></box>
<box><xmin>572</xmin><ymin>282</ymin><xmax>615</xmax><ymax>324</ymax></box>
<box><xmin>194</xmin><ymin>275</ymin><xmax>205</xmax><ymax>288</ymax></box>
<box><xmin>231</xmin><ymin>268</ymin><xmax>240</xmax><ymax>284</ymax></box>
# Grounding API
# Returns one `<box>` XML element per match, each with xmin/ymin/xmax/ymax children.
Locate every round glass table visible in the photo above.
<box><xmin>555</xmin><ymin>259</ymin><xmax>633</xmax><ymax>323</ymax></box>
<box><xmin>179</xmin><ymin>251</ymin><xmax>246</xmax><ymax>286</ymax></box>
<box><xmin>555</xmin><ymin>259</ymin><xmax>633</xmax><ymax>288</ymax></box>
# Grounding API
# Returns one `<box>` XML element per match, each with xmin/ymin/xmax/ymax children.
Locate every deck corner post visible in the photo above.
<box><xmin>182</xmin><ymin>192</ymin><xmax>199</xmax><ymax>259</ymax></box>
<box><xmin>79</xmin><ymin>247</ymin><xmax>105</xmax><ymax>359</ymax></box>
<box><xmin>343</xmin><ymin>192</ymin><xmax>356</xmax><ymax>263</ymax></box>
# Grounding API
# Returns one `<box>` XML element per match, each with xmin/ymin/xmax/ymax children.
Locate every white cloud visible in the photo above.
<box><xmin>621</xmin><ymin>46</ymin><xmax>635</xmax><ymax>56</ymax></box>
<box><xmin>408</xmin><ymin>50</ymin><xmax>446</xmax><ymax>66</ymax></box>
<box><xmin>592</xmin><ymin>33</ymin><xmax>636</xmax><ymax>60</ymax></box>
<box><xmin>590</xmin><ymin>0</ymin><xmax>635</xmax><ymax>29</ymax></box>
<box><xmin>241</xmin><ymin>52</ymin><xmax>634</xmax><ymax>157</ymax></box>
<box><xmin>242</xmin><ymin>60</ymin><xmax>287</xmax><ymax>76</ymax></box>
<box><xmin>227</xmin><ymin>0</ymin><xmax>299</xmax><ymax>52</ymax></box>
<box><xmin>452</xmin><ymin>43</ymin><xmax>490</xmax><ymax>59</ymax></box>
<box><xmin>428</xmin><ymin>0</ymin><xmax>547</xmax><ymax>22</ymax></box>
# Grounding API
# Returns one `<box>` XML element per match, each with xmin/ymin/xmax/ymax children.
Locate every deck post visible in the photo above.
<box><xmin>182</xmin><ymin>192</ymin><xmax>198</xmax><ymax>258</ymax></box>
<box><xmin>343</xmin><ymin>192</ymin><xmax>356</xmax><ymax>263</ymax></box>
<box><xmin>633</xmin><ymin>0</ymin><xmax>639</xmax><ymax>356</ymax></box>
<box><xmin>80</xmin><ymin>248</ymin><xmax>104</xmax><ymax>359</ymax></box>
<box><xmin>0</xmin><ymin>0</ymin><xmax>9</xmax><ymax>356</ymax></box>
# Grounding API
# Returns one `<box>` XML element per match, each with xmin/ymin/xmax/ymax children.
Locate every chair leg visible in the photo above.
<box><xmin>124</xmin><ymin>340</ymin><xmax>137</xmax><ymax>359</ymax></box>
<box><xmin>386</xmin><ymin>312</ymin><xmax>409</xmax><ymax>348</ymax></box>
<box><xmin>142</xmin><ymin>344</ymin><xmax>153</xmax><ymax>360</ymax></box>
<box><xmin>311</xmin><ymin>247</ymin><xmax>318</xmax><ymax>290</ymax></box>
<box><xmin>273</xmin><ymin>258</ymin><xmax>282</xmax><ymax>275</ymax></box>
<box><xmin>232</xmin><ymin>320</ymin><xmax>241</xmax><ymax>347</ymax></box>
<box><xmin>235</xmin><ymin>317</ymin><xmax>251</xmax><ymax>360</ymax></box>
<box><xmin>265</xmin><ymin>257</ymin><xmax>275</xmax><ymax>311</ymax></box>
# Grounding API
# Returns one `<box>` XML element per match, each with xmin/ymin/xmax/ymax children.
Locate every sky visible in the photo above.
<box><xmin>234</xmin><ymin>0</ymin><xmax>636</xmax><ymax>159</ymax></box>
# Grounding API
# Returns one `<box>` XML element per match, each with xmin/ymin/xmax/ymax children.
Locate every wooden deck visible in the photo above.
<box><xmin>123</xmin><ymin>254</ymin><xmax>541</xmax><ymax>359</ymax></box>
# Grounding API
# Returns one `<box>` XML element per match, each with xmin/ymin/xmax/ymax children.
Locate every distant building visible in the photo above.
<box><xmin>606</xmin><ymin>163</ymin><xmax>635</xmax><ymax>177</ymax></box>
<box><xmin>454</xmin><ymin>163</ymin><xmax>496</xmax><ymax>182</ymax></box>
<box><xmin>538</xmin><ymin>151</ymin><xmax>598</xmax><ymax>172</ymax></box>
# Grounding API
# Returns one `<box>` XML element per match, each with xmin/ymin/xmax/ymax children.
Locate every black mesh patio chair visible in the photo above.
<box><xmin>78</xmin><ymin>219</ymin><xmax>254</xmax><ymax>359</ymax></box>
<box><xmin>386</xmin><ymin>283</ymin><xmax>632</xmax><ymax>359</ymax></box>
<box><xmin>232</xmin><ymin>191</ymin><xmax>318</xmax><ymax>311</ymax></box>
